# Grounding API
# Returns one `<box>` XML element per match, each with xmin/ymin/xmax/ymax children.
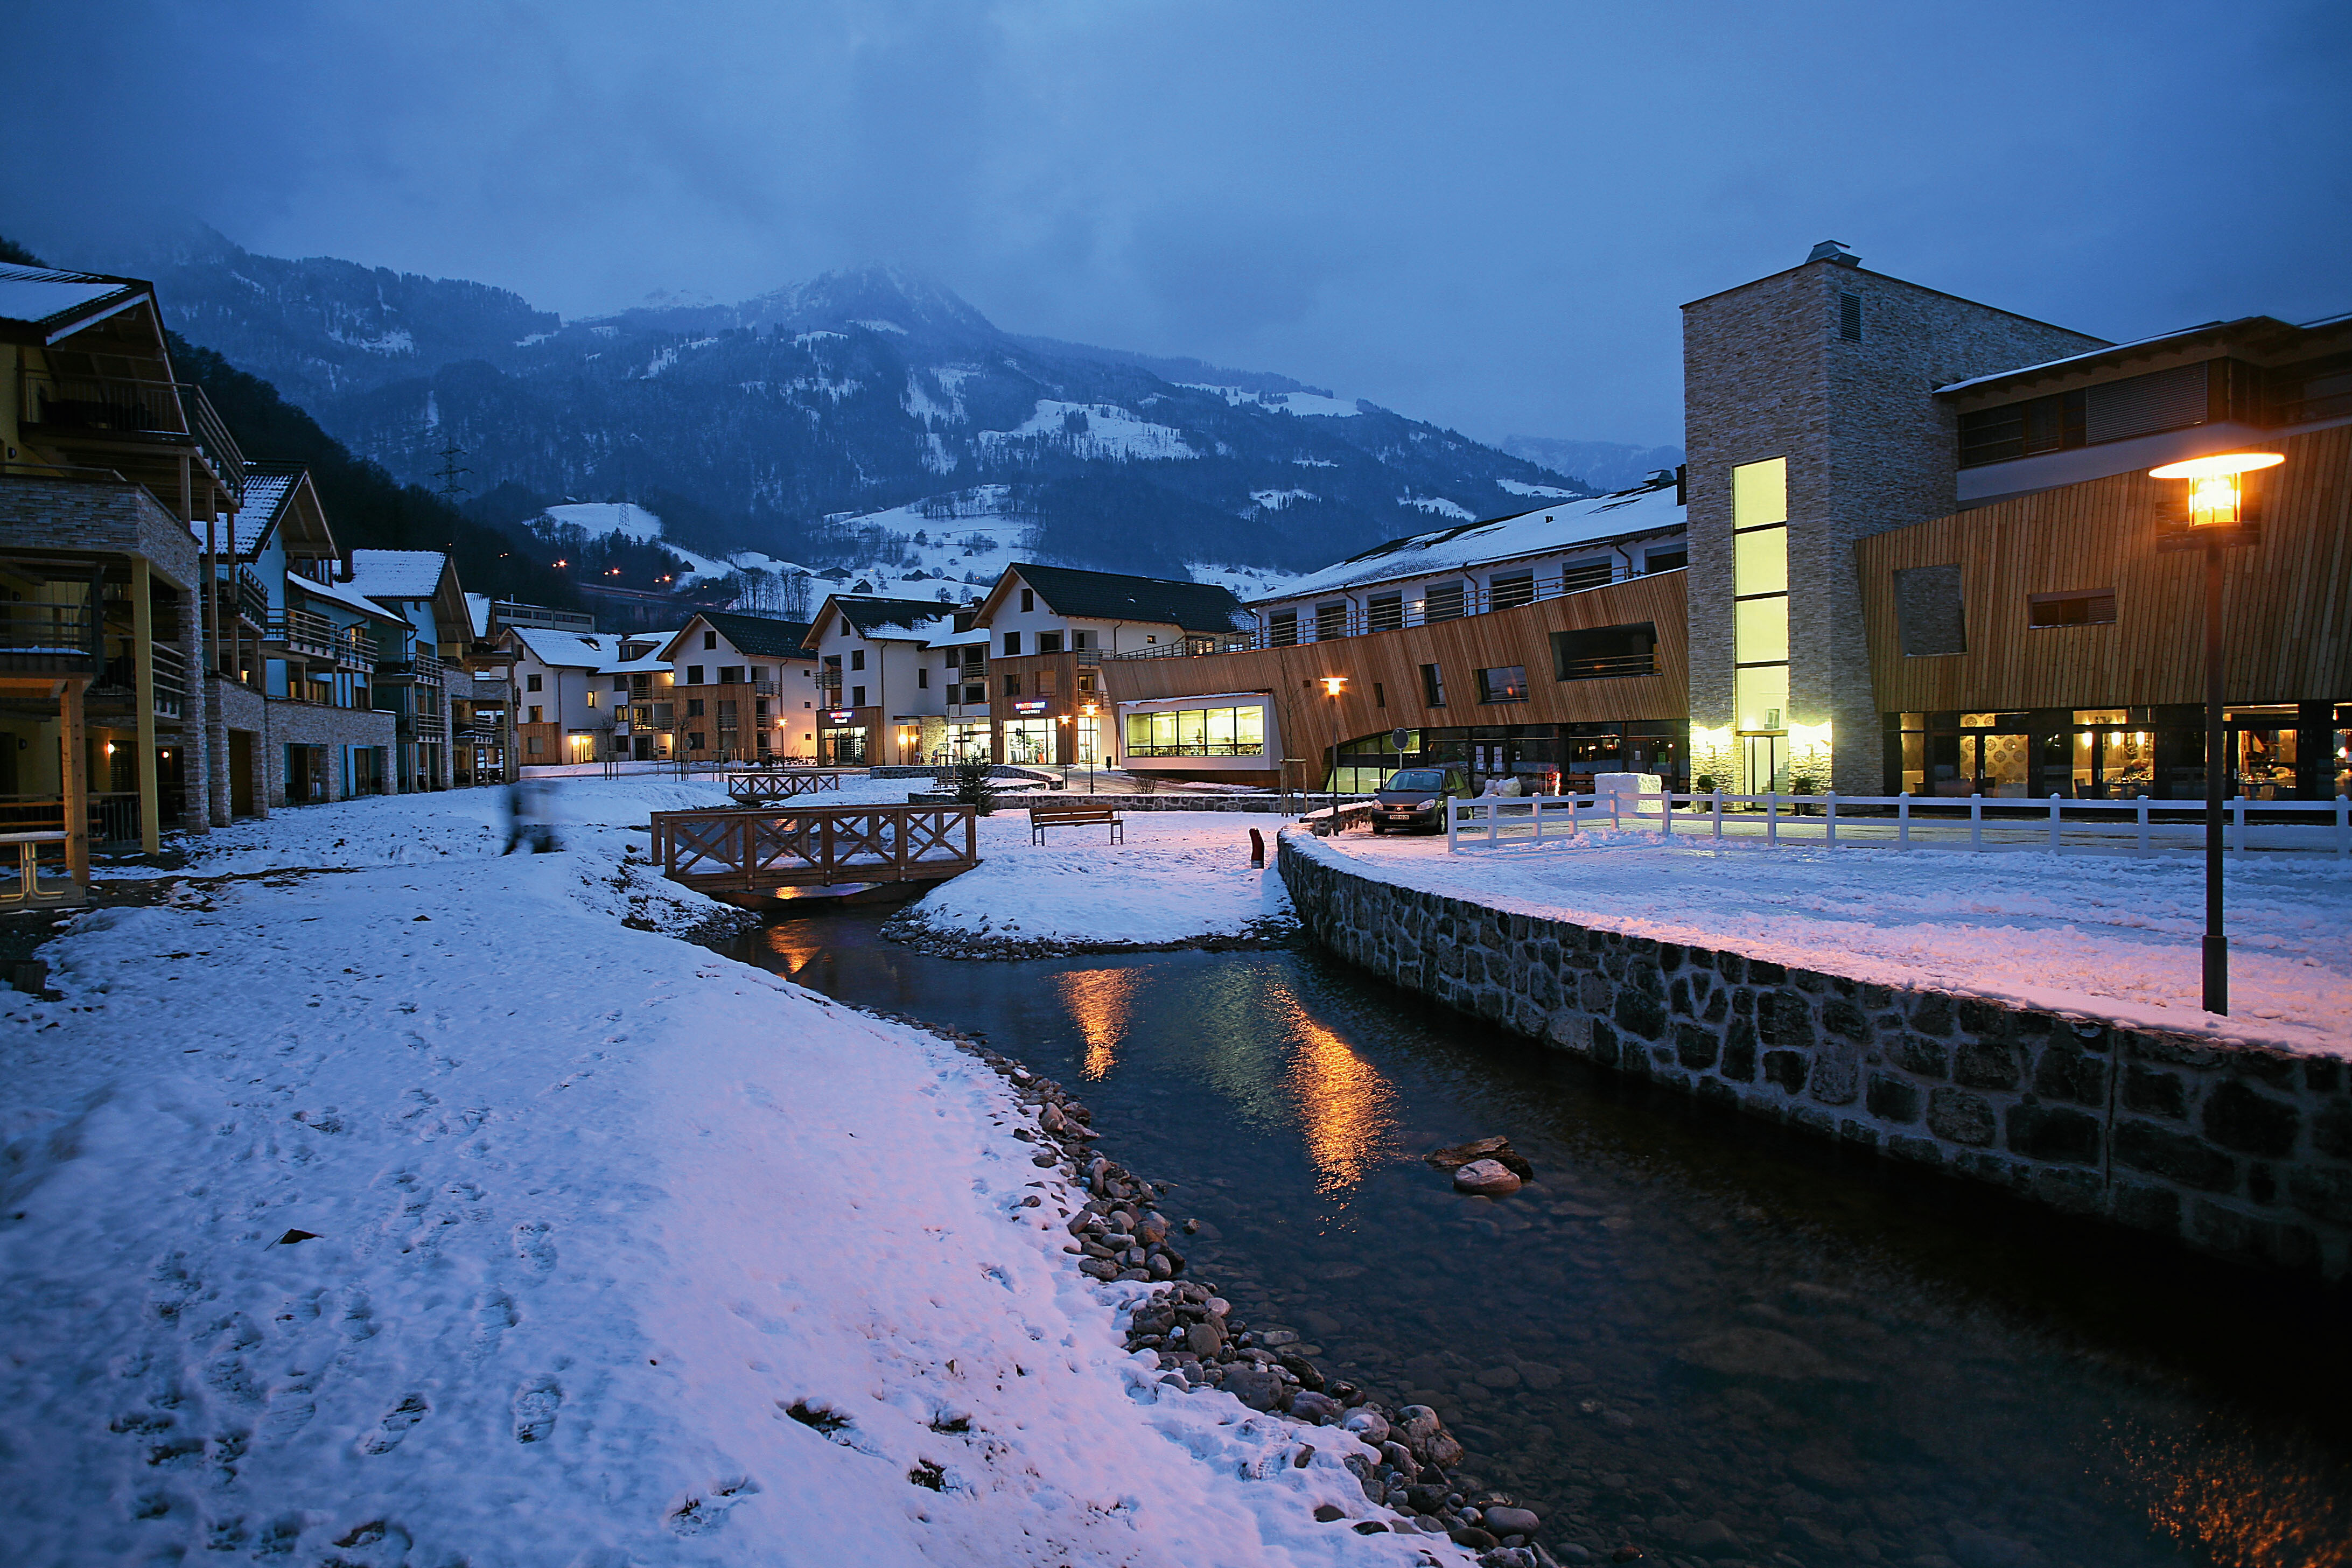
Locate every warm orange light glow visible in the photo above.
<box><xmin>1279</xmin><ymin>999</ymin><xmax>1396</xmax><ymax>1197</ymax></box>
<box><xmin>2148</xmin><ymin>452</ymin><xmax>2284</xmax><ymax>481</ymax></box>
<box><xmin>1056</xmin><ymin>968</ymin><xmax>1143</xmax><ymax>1080</ymax></box>
<box><xmin>1319</xmin><ymin>676</ymin><xmax>1347</xmax><ymax>697</ymax></box>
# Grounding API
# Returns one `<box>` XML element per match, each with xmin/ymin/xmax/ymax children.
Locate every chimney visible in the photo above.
<box><xmin>1806</xmin><ymin>240</ymin><xmax>1861</xmax><ymax>268</ymax></box>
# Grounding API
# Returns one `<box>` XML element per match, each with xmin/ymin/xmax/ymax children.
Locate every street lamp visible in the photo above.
<box><xmin>1081</xmin><ymin>702</ymin><xmax>1099</xmax><ymax>793</ymax></box>
<box><xmin>1319</xmin><ymin>676</ymin><xmax>1348</xmax><ymax>818</ymax></box>
<box><xmin>2148</xmin><ymin>450</ymin><xmax>2282</xmax><ymax>1016</ymax></box>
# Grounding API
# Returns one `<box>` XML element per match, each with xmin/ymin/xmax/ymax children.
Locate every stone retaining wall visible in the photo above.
<box><xmin>1279</xmin><ymin>834</ymin><xmax>2352</xmax><ymax>1279</ymax></box>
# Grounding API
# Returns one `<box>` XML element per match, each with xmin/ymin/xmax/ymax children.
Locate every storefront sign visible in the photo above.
<box><xmin>1012</xmin><ymin>698</ymin><xmax>1048</xmax><ymax>715</ymax></box>
<box><xmin>824</xmin><ymin>710</ymin><xmax>857</xmax><ymax>725</ymax></box>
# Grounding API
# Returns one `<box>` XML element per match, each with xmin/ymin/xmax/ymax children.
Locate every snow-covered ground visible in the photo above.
<box><xmin>891</xmin><ymin>813</ymin><xmax>1291</xmax><ymax>954</ymax></box>
<box><xmin>1291</xmin><ymin>826</ymin><xmax>2352</xmax><ymax>1056</ymax></box>
<box><xmin>1</xmin><ymin>782</ymin><xmax>1443</xmax><ymax>1566</ymax></box>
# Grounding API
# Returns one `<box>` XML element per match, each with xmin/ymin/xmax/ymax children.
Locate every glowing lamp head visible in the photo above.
<box><xmin>2150</xmin><ymin>451</ymin><xmax>2281</xmax><ymax>528</ymax></box>
<box><xmin>1319</xmin><ymin>676</ymin><xmax>1347</xmax><ymax>698</ymax></box>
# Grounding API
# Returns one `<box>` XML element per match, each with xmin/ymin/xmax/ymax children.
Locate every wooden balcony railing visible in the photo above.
<box><xmin>18</xmin><ymin>373</ymin><xmax>244</xmax><ymax>504</ymax></box>
<box><xmin>0</xmin><ymin>604</ymin><xmax>97</xmax><ymax>675</ymax></box>
<box><xmin>265</xmin><ymin>610</ymin><xmax>337</xmax><ymax>659</ymax></box>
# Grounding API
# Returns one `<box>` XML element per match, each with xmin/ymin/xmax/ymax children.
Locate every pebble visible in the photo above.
<box><xmin>1454</xmin><ymin>1158</ymin><xmax>1524</xmax><ymax>1196</ymax></box>
<box><xmin>1288</xmin><ymin>1390</ymin><xmax>1344</xmax><ymax>1423</ymax></box>
<box><xmin>1486</xmin><ymin>1506</ymin><xmax>1542</xmax><ymax>1537</ymax></box>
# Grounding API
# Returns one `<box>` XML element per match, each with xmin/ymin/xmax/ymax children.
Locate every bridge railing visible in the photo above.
<box><xmin>726</xmin><ymin>769</ymin><xmax>846</xmax><ymax>803</ymax></box>
<box><xmin>650</xmin><ymin>802</ymin><xmax>980</xmax><ymax>890</ymax></box>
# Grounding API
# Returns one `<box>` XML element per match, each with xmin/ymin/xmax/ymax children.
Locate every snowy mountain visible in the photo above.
<box><xmin>96</xmin><ymin>225</ymin><xmax>1600</xmax><ymax>583</ymax></box>
<box><xmin>1500</xmin><ymin>436</ymin><xmax>1685</xmax><ymax>494</ymax></box>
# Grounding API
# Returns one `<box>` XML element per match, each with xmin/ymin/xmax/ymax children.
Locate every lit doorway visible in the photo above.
<box><xmin>1741</xmin><ymin>733</ymin><xmax>1787</xmax><ymax>795</ymax></box>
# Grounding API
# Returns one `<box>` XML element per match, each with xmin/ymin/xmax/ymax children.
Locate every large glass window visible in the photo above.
<box><xmin>1475</xmin><ymin>666</ymin><xmax>1529</xmax><ymax>703</ymax></box>
<box><xmin>1121</xmin><ymin>703</ymin><xmax>1269</xmax><ymax>758</ymax></box>
<box><xmin>1732</xmin><ymin>456</ymin><xmax>1791</xmax><ymax>739</ymax></box>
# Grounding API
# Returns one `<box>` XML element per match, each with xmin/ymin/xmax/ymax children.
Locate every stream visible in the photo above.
<box><xmin>727</xmin><ymin>903</ymin><xmax>2350</xmax><ymax>1568</ymax></box>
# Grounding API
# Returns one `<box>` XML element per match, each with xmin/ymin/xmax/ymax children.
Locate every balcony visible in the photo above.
<box><xmin>211</xmin><ymin>565</ymin><xmax>270</xmax><ymax>629</ymax></box>
<box><xmin>375</xmin><ymin>648</ymin><xmax>447</xmax><ymax>683</ymax></box>
<box><xmin>264</xmin><ymin>609</ymin><xmax>337</xmax><ymax>660</ymax></box>
<box><xmin>0</xmin><ymin>603</ymin><xmax>97</xmax><ymax>676</ymax></box>
<box><xmin>150</xmin><ymin>642</ymin><xmax>186</xmax><ymax>719</ymax></box>
<box><xmin>18</xmin><ymin>372</ymin><xmax>244</xmax><ymax>506</ymax></box>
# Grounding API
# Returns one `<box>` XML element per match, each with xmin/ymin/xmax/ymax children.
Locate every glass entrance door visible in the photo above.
<box><xmin>1741</xmin><ymin>733</ymin><xmax>1786</xmax><ymax>795</ymax></box>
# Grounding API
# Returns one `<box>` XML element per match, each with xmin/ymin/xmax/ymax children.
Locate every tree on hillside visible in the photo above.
<box><xmin>170</xmin><ymin>333</ymin><xmax>577</xmax><ymax>607</ymax></box>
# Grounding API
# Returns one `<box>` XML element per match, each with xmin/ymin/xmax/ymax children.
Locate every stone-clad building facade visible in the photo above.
<box><xmin>1681</xmin><ymin>244</ymin><xmax>2106</xmax><ymax>795</ymax></box>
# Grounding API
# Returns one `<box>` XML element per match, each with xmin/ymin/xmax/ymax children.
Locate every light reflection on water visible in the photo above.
<box><xmin>731</xmin><ymin>912</ymin><xmax>2351</xmax><ymax>1567</ymax></box>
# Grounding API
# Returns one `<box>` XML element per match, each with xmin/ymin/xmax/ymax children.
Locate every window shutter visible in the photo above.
<box><xmin>1839</xmin><ymin>292</ymin><xmax>1863</xmax><ymax>343</ymax></box>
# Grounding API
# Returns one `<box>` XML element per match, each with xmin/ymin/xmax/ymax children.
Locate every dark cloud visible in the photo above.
<box><xmin>6</xmin><ymin>0</ymin><xmax>2344</xmax><ymax>449</ymax></box>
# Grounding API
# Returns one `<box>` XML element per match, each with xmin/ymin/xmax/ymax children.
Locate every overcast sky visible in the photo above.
<box><xmin>8</xmin><ymin>1</ymin><xmax>2346</xmax><ymax>449</ymax></box>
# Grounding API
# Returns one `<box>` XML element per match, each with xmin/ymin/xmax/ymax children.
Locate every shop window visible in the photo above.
<box><xmin>1040</xmin><ymin>631</ymin><xmax>1062</xmax><ymax>654</ymax></box>
<box><xmin>1420</xmin><ymin>662</ymin><xmax>1446</xmax><ymax>708</ymax></box>
<box><xmin>2028</xmin><ymin>591</ymin><xmax>2116</xmax><ymax>628</ymax></box>
<box><xmin>1552</xmin><ymin>623</ymin><xmax>1657</xmax><ymax>680</ymax></box>
<box><xmin>1121</xmin><ymin>703</ymin><xmax>1266</xmax><ymax>758</ymax></box>
<box><xmin>1476</xmin><ymin>666</ymin><xmax>1529</xmax><ymax>704</ymax></box>
<box><xmin>1368</xmin><ymin>593</ymin><xmax>1403</xmax><ymax>632</ymax></box>
<box><xmin>1894</xmin><ymin>564</ymin><xmax>1968</xmax><ymax>655</ymax></box>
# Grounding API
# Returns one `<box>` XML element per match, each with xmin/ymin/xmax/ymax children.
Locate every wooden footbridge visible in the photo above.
<box><xmin>649</xmin><ymin>802</ymin><xmax>980</xmax><ymax>893</ymax></box>
<box><xmin>724</xmin><ymin>767</ymin><xmax>851</xmax><ymax>804</ymax></box>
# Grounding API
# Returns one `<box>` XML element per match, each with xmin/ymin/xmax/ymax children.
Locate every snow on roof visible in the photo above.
<box><xmin>1255</xmin><ymin>478</ymin><xmax>1685</xmax><ymax>603</ymax></box>
<box><xmin>345</xmin><ymin>549</ymin><xmax>450</xmax><ymax>599</ymax></box>
<box><xmin>925</xmin><ymin>627</ymin><xmax>990</xmax><ymax>648</ymax></box>
<box><xmin>290</xmin><ymin>571</ymin><xmax>407</xmax><ymax>624</ymax></box>
<box><xmin>510</xmin><ymin>626</ymin><xmax>614</xmax><ymax>667</ymax></box>
<box><xmin>1008</xmin><ymin>563</ymin><xmax>1253</xmax><ymax>634</ymax></box>
<box><xmin>826</xmin><ymin>596</ymin><xmax>960</xmax><ymax>640</ymax></box>
<box><xmin>1931</xmin><ymin>320</ymin><xmax>2259</xmax><ymax>395</ymax></box>
<box><xmin>464</xmin><ymin>593</ymin><xmax>493</xmax><ymax>639</ymax></box>
<box><xmin>0</xmin><ymin>264</ymin><xmax>147</xmax><ymax>336</ymax></box>
<box><xmin>597</xmin><ymin>652</ymin><xmax>674</xmax><ymax>676</ymax></box>
<box><xmin>220</xmin><ymin>466</ymin><xmax>303</xmax><ymax>556</ymax></box>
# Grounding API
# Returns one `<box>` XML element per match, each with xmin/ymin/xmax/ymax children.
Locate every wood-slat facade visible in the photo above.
<box><xmin>1858</xmin><ymin>424</ymin><xmax>2352</xmax><ymax>715</ymax></box>
<box><xmin>1101</xmin><ymin>570</ymin><xmax>1689</xmax><ymax>782</ymax></box>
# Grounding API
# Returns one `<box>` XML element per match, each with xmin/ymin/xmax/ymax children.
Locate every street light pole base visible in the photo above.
<box><xmin>2202</xmin><ymin>934</ymin><xmax>2229</xmax><ymax>1017</ymax></box>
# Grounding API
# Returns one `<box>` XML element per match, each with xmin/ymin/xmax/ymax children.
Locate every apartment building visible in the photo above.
<box><xmin>346</xmin><ymin>549</ymin><xmax>473</xmax><ymax>793</ymax></box>
<box><xmin>656</xmin><ymin>611</ymin><xmax>820</xmax><ymax>764</ymax></box>
<box><xmin>1091</xmin><ymin>243</ymin><xmax>2348</xmax><ymax>802</ymax></box>
<box><xmin>804</xmin><ymin>595</ymin><xmax>961</xmax><ymax>766</ymax></box>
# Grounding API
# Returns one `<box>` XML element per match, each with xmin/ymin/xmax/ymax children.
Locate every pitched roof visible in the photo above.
<box><xmin>345</xmin><ymin>549</ymin><xmax>451</xmax><ymax>599</ymax></box>
<box><xmin>0</xmin><ymin>263</ymin><xmax>151</xmax><ymax>343</ymax></box>
<box><xmin>227</xmin><ymin>464</ymin><xmax>304</xmax><ymax>556</ymax></box>
<box><xmin>509</xmin><ymin>627</ymin><xmax>614</xmax><ymax>668</ymax></box>
<box><xmin>1256</xmin><ymin>476</ymin><xmax>1685</xmax><ymax>603</ymax></box>
<box><xmin>1003</xmin><ymin>563</ymin><xmax>1252</xmax><ymax>634</ymax></box>
<box><xmin>823</xmin><ymin>596</ymin><xmax>958</xmax><ymax>640</ymax></box>
<box><xmin>695</xmin><ymin>611</ymin><xmax>820</xmax><ymax>660</ymax></box>
<box><xmin>290</xmin><ymin>570</ymin><xmax>407</xmax><ymax>625</ymax></box>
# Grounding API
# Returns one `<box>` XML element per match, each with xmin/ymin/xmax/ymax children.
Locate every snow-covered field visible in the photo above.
<box><xmin>1293</xmin><ymin>826</ymin><xmax>2352</xmax><ymax>1056</ymax></box>
<box><xmin>0</xmin><ymin>782</ymin><xmax>1441</xmax><ymax>1566</ymax></box>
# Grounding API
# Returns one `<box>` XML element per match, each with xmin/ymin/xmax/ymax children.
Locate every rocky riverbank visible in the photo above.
<box><xmin>880</xmin><ymin>905</ymin><xmax>1297</xmax><ymax>960</ymax></box>
<box><xmin>850</xmin><ymin>1003</ymin><xmax>1597</xmax><ymax>1567</ymax></box>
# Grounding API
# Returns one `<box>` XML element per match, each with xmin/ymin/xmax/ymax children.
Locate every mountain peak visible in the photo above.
<box><xmin>745</xmin><ymin>263</ymin><xmax>1001</xmax><ymax>344</ymax></box>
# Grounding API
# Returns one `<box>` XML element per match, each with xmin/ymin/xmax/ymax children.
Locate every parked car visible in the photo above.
<box><xmin>1370</xmin><ymin>766</ymin><xmax>1470</xmax><ymax>834</ymax></box>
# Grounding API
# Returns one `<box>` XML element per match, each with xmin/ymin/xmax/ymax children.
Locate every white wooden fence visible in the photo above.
<box><xmin>1444</xmin><ymin>790</ymin><xmax>2352</xmax><ymax>858</ymax></box>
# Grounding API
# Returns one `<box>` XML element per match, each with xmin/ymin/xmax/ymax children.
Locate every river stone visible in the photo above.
<box><xmin>1676</xmin><ymin>1327</ymin><xmax>1863</xmax><ymax>1382</ymax></box>
<box><xmin>1079</xmin><ymin>1258</ymin><xmax>1120</xmax><ymax>1281</ymax></box>
<box><xmin>1454</xmin><ymin>1159</ymin><xmax>1523</xmax><ymax>1196</ymax></box>
<box><xmin>1289</xmin><ymin>1390</ymin><xmax>1344</xmax><ymax>1423</ymax></box>
<box><xmin>1397</xmin><ymin>1406</ymin><xmax>1443</xmax><ymax>1444</ymax></box>
<box><xmin>1341</xmin><ymin>1408</ymin><xmax>1389</xmax><ymax>1444</ymax></box>
<box><xmin>1682</xmin><ymin>1518</ymin><xmax>1741</xmax><ymax>1556</ymax></box>
<box><xmin>1223</xmin><ymin>1366</ymin><xmax>1286</xmax><ymax>1410</ymax></box>
<box><xmin>1039</xmin><ymin>1103</ymin><xmax>1067</xmax><ymax>1132</ymax></box>
<box><xmin>1485</xmin><ymin>1506</ymin><xmax>1541</xmax><ymax>1537</ymax></box>
<box><xmin>1475</xmin><ymin>1366</ymin><xmax>1521</xmax><ymax>1389</ymax></box>
<box><xmin>1424</xmin><ymin>1136</ymin><xmax>1535</xmax><ymax>1179</ymax></box>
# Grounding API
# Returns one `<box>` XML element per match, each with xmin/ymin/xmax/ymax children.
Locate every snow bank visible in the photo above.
<box><xmin>890</xmin><ymin>813</ymin><xmax>1292</xmax><ymax>954</ymax></box>
<box><xmin>0</xmin><ymin>782</ymin><xmax>1451</xmax><ymax>1565</ymax></box>
<box><xmin>1293</xmin><ymin>828</ymin><xmax>2352</xmax><ymax>1056</ymax></box>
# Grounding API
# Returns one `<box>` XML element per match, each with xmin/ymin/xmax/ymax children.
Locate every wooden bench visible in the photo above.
<box><xmin>1028</xmin><ymin>802</ymin><xmax>1124</xmax><ymax>845</ymax></box>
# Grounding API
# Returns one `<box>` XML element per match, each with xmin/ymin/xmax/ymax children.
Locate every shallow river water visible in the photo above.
<box><xmin>730</xmin><ymin>906</ymin><xmax>2349</xmax><ymax>1568</ymax></box>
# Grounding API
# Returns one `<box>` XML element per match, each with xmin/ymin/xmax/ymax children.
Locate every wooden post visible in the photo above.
<box><xmin>60</xmin><ymin>677</ymin><xmax>89</xmax><ymax>895</ymax></box>
<box><xmin>132</xmin><ymin>557</ymin><xmax>160</xmax><ymax>854</ymax></box>
<box><xmin>1898</xmin><ymin>791</ymin><xmax>1910</xmax><ymax>850</ymax></box>
<box><xmin>1970</xmin><ymin>794</ymin><xmax>1983</xmax><ymax>852</ymax></box>
<box><xmin>1712</xmin><ymin>788</ymin><xmax>1723</xmax><ymax>841</ymax></box>
<box><xmin>2136</xmin><ymin>795</ymin><xmax>2151</xmax><ymax>856</ymax></box>
<box><xmin>2048</xmin><ymin>793</ymin><xmax>2062</xmax><ymax>854</ymax></box>
<box><xmin>1824</xmin><ymin>792</ymin><xmax>1837</xmax><ymax>849</ymax></box>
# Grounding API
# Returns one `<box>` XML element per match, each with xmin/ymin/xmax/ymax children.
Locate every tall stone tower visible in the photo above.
<box><xmin>1680</xmin><ymin>243</ymin><xmax>2106</xmax><ymax>795</ymax></box>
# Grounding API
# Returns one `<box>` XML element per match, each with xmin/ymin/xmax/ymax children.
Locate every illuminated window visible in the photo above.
<box><xmin>1731</xmin><ymin>457</ymin><xmax>1790</xmax><ymax>734</ymax></box>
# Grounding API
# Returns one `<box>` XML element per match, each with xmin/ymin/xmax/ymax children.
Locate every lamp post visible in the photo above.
<box><xmin>2148</xmin><ymin>450</ymin><xmax>2281</xmax><ymax>1017</ymax></box>
<box><xmin>1081</xmin><ymin>702</ymin><xmax>1098</xmax><ymax>793</ymax></box>
<box><xmin>1319</xmin><ymin>676</ymin><xmax>1347</xmax><ymax>819</ymax></box>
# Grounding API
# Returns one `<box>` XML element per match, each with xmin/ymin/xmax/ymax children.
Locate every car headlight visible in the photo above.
<box><xmin>1417</xmin><ymin>799</ymin><xmax>1436</xmax><ymax>810</ymax></box>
